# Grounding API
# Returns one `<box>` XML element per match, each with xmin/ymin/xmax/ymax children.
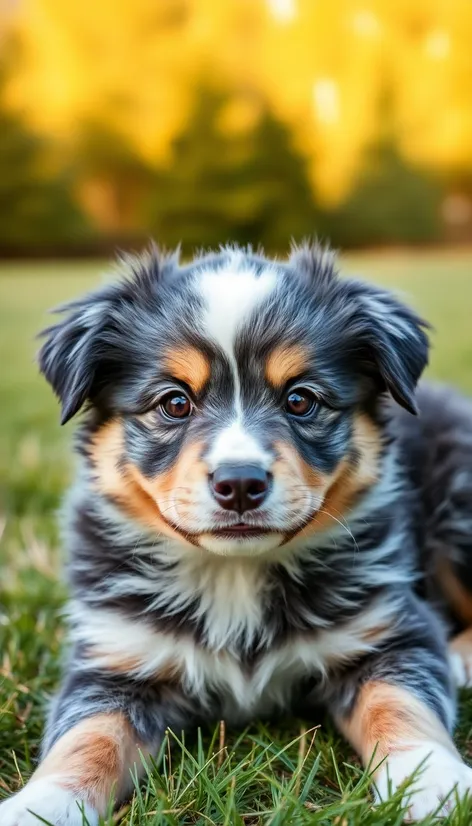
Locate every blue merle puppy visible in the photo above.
<box><xmin>3</xmin><ymin>243</ymin><xmax>472</xmax><ymax>824</ymax></box>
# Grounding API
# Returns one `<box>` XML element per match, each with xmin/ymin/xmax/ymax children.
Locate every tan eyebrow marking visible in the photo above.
<box><xmin>163</xmin><ymin>346</ymin><xmax>211</xmax><ymax>393</ymax></box>
<box><xmin>265</xmin><ymin>344</ymin><xmax>308</xmax><ymax>388</ymax></box>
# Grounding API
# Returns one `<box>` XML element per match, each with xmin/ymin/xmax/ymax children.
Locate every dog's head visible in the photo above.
<box><xmin>39</xmin><ymin>244</ymin><xmax>428</xmax><ymax>557</ymax></box>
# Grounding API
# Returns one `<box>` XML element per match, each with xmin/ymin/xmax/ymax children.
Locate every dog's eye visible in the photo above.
<box><xmin>285</xmin><ymin>389</ymin><xmax>318</xmax><ymax>418</ymax></box>
<box><xmin>159</xmin><ymin>392</ymin><xmax>192</xmax><ymax>420</ymax></box>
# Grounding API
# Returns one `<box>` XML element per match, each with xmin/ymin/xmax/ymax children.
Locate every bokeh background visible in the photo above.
<box><xmin>1</xmin><ymin>2</ymin><xmax>472</xmax><ymax>804</ymax></box>
<box><xmin>0</xmin><ymin>0</ymin><xmax>472</xmax><ymax>254</ymax></box>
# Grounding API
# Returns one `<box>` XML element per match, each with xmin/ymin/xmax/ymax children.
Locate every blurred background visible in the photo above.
<box><xmin>1</xmin><ymin>0</ymin><xmax>472</xmax><ymax>552</ymax></box>
<box><xmin>1</xmin><ymin>0</ymin><xmax>472</xmax><ymax>779</ymax></box>
<box><xmin>0</xmin><ymin>0</ymin><xmax>472</xmax><ymax>255</ymax></box>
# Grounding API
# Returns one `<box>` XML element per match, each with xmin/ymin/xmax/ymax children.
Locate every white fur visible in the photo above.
<box><xmin>198</xmin><ymin>256</ymin><xmax>277</xmax><ymax>390</ymax></box>
<box><xmin>198</xmin><ymin>256</ymin><xmax>277</xmax><ymax>460</ymax></box>
<box><xmin>450</xmin><ymin>649</ymin><xmax>472</xmax><ymax>688</ymax></box>
<box><xmin>67</xmin><ymin>302</ymin><xmax>109</xmax><ymax>363</ymax></box>
<box><xmin>205</xmin><ymin>420</ymin><xmax>272</xmax><ymax>471</ymax></box>
<box><xmin>81</xmin><ymin>548</ymin><xmax>271</xmax><ymax>651</ymax></box>
<box><xmin>0</xmin><ymin>778</ymin><xmax>98</xmax><ymax>826</ymax></box>
<box><xmin>182</xmin><ymin>258</ymin><xmax>308</xmax><ymax>546</ymax></box>
<box><xmin>75</xmin><ymin>444</ymin><xmax>410</xmax><ymax>648</ymax></box>
<box><xmin>136</xmin><ymin>445</ymin><xmax>315</xmax><ymax>557</ymax></box>
<box><xmin>71</xmin><ymin>596</ymin><xmax>397</xmax><ymax>724</ymax></box>
<box><xmin>200</xmin><ymin>531</ymin><xmax>284</xmax><ymax>557</ymax></box>
<box><xmin>362</xmin><ymin>295</ymin><xmax>414</xmax><ymax>341</ymax></box>
<box><xmin>375</xmin><ymin>744</ymin><xmax>472</xmax><ymax>821</ymax></box>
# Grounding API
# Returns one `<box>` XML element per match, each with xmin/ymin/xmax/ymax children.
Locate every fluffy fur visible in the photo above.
<box><xmin>3</xmin><ymin>243</ymin><xmax>472</xmax><ymax>824</ymax></box>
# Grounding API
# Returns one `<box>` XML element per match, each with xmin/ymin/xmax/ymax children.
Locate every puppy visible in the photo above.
<box><xmin>2</xmin><ymin>243</ymin><xmax>472</xmax><ymax>824</ymax></box>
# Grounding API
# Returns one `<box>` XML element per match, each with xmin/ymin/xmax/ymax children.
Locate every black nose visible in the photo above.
<box><xmin>210</xmin><ymin>465</ymin><xmax>271</xmax><ymax>513</ymax></box>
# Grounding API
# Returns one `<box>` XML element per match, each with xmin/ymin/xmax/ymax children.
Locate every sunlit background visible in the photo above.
<box><xmin>1</xmin><ymin>2</ymin><xmax>472</xmax><ymax>806</ymax></box>
<box><xmin>0</xmin><ymin>0</ymin><xmax>471</xmax><ymax>254</ymax></box>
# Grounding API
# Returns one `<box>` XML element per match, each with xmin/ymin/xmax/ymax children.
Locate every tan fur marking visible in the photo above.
<box><xmin>163</xmin><ymin>346</ymin><xmax>211</xmax><ymax>394</ymax></box>
<box><xmin>89</xmin><ymin>420</ymin><xmax>194</xmax><ymax>545</ymax></box>
<box><xmin>299</xmin><ymin>413</ymin><xmax>381</xmax><ymax>536</ymax></box>
<box><xmin>85</xmin><ymin>647</ymin><xmax>182</xmax><ymax>682</ymax></box>
<box><xmin>361</xmin><ymin>624</ymin><xmax>391</xmax><ymax>644</ymax></box>
<box><xmin>88</xmin><ymin>419</ymin><xmax>125</xmax><ymax>499</ymax></box>
<box><xmin>265</xmin><ymin>344</ymin><xmax>308</xmax><ymax>388</ymax></box>
<box><xmin>350</xmin><ymin>413</ymin><xmax>382</xmax><ymax>490</ymax></box>
<box><xmin>339</xmin><ymin>681</ymin><xmax>458</xmax><ymax>771</ymax></box>
<box><xmin>437</xmin><ymin>556</ymin><xmax>472</xmax><ymax>626</ymax></box>
<box><xmin>83</xmin><ymin>645</ymin><xmax>143</xmax><ymax>675</ymax></box>
<box><xmin>32</xmin><ymin>713</ymin><xmax>146</xmax><ymax>813</ymax></box>
<box><xmin>308</xmin><ymin>461</ymin><xmax>360</xmax><ymax>534</ymax></box>
<box><xmin>450</xmin><ymin>627</ymin><xmax>472</xmax><ymax>655</ymax></box>
<box><xmin>129</xmin><ymin>439</ymin><xmax>207</xmax><ymax>533</ymax></box>
<box><xmin>273</xmin><ymin>439</ymin><xmax>329</xmax><ymax>491</ymax></box>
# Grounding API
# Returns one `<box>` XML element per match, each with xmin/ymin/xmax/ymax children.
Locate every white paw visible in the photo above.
<box><xmin>375</xmin><ymin>743</ymin><xmax>472</xmax><ymax>821</ymax></box>
<box><xmin>0</xmin><ymin>778</ymin><xmax>98</xmax><ymax>826</ymax></box>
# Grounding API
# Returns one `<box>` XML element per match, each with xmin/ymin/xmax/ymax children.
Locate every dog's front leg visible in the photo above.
<box><xmin>0</xmin><ymin>665</ymin><xmax>194</xmax><ymax>825</ymax></box>
<box><xmin>328</xmin><ymin>601</ymin><xmax>472</xmax><ymax>820</ymax></box>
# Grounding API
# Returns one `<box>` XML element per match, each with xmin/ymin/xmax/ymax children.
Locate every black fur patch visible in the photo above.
<box><xmin>36</xmin><ymin>244</ymin><xmax>471</xmax><ymax>790</ymax></box>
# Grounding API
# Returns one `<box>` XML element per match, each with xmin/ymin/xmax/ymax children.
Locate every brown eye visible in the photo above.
<box><xmin>160</xmin><ymin>392</ymin><xmax>192</xmax><ymax>420</ymax></box>
<box><xmin>285</xmin><ymin>389</ymin><xmax>317</xmax><ymax>417</ymax></box>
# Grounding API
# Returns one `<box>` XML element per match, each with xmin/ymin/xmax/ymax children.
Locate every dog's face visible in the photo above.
<box><xmin>39</xmin><ymin>245</ymin><xmax>428</xmax><ymax>557</ymax></box>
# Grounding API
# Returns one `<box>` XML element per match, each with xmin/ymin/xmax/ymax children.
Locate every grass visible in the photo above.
<box><xmin>1</xmin><ymin>250</ymin><xmax>472</xmax><ymax>824</ymax></box>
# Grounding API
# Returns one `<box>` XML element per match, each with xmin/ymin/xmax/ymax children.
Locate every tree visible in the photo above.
<box><xmin>0</xmin><ymin>58</ymin><xmax>90</xmax><ymax>251</ymax></box>
<box><xmin>234</xmin><ymin>107</ymin><xmax>320</xmax><ymax>250</ymax></box>
<box><xmin>73</xmin><ymin>120</ymin><xmax>156</xmax><ymax>238</ymax></box>
<box><xmin>145</xmin><ymin>86</ymin><xmax>318</xmax><ymax>253</ymax></box>
<box><xmin>318</xmin><ymin>138</ymin><xmax>443</xmax><ymax>249</ymax></box>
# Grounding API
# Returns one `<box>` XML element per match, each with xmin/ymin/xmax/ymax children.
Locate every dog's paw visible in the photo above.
<box><xmin>374</xmin><ymin>744</ymin><xmax>472</xmax><ymax>821</ymax></box>
<box><xmin>0</xmin><ymin>778</ymin><xmax>98</xmax><ymax>826</ymax></box>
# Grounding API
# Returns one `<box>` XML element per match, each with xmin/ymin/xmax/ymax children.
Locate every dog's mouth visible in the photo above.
<box><xmin>209</xmin><ymin>522</ymin><xmax>279</xmax><ymax>539</ymax></box>
<box><xmin>154</xmin><ymin>498</ymin><xmax>318</xmax><ymax>548</ymax></box>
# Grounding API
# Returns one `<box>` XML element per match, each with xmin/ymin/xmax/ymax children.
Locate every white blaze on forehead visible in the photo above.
<box><xmin>198</xmin><ymin>257</ymin><xmax>278</xmax><ymax>466</ymax></box>
<box><xmin>198</xmin><ymin>261</ymin><xmax>277</xmax><ymax>364</ymax></box>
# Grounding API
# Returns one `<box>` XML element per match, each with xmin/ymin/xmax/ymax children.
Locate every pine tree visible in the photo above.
<box><xmin>146</xmin><ymin>86</ymin><xmax>318</xmax><ymax>253</ymax></box>
<box><xmin>318</xmin><ymin>85</ymin><xmax>443</xmax><ymax>248</ymax></box>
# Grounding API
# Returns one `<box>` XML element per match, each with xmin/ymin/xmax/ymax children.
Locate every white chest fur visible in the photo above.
<box><xmin>71</xmin><ymin>597</ymin><xmax>395</xmax><ymax>723</ymax></box>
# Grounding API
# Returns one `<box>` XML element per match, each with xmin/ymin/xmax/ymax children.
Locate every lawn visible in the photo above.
<box><xmin>1</xmin><ymin>250</ymin><xmax>472</xmax><ymax>825</ymax></box>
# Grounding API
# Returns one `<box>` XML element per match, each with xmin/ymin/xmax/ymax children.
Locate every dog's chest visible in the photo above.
<box><xmin>77</xmin><ymin>598</ymin><xmax>389</xmax><ymax>724</ymax></box>
<box><xmin>180</xmin><ymin>635</ymin><xmax>328</xmax><ymax>723</ymax></box>
<box><xmin>177</xmin><ymin>608</ymin><xmax>387</xmax><ymax>721</ymax></box>
<box><xmin>76</xmin><ymin>549</ymin><xmax>393</xmax><ymax>722</ymax></box>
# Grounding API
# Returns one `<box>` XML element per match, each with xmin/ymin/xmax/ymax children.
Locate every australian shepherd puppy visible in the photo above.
<box><xmin>3</xmin><ymin>243</ymin><xmax>472</xmax><ymax>824</ymax></box>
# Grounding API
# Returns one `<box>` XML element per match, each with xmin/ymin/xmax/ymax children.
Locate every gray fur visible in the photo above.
<box><xmin>34</xmin><ymin>244</ymin><xmax>472</xmax><ymax>802</ymax></box>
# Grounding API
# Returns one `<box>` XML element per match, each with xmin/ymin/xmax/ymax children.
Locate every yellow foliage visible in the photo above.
<box><xmin>3</xmin><ymin>0</ymin><xmax>472</xmax><ymax>204</ymax></box>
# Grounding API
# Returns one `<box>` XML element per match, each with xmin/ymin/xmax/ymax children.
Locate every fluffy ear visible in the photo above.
<box><xmin>38</xmin><ymin>288</ymin><xmax>117</xmax><ymax>424</ymax></box>
<box><xmin>347</xmin><ymin>284</ymin><xmax>430</xmax><ymax>414</ymax></box>
<box><xmin>289</xmin><ymin>240</ymin><xmax>337</xmax><ymax>287</ymax></box>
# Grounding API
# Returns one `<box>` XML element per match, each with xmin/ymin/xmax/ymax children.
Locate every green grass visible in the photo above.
<box><xmin>1</xmin><ymin>251</ymin><xmax>472</xmax><ymax>824</ymax></box>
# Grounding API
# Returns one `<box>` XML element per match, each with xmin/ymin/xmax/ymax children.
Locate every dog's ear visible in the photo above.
<box><xmin>289</xmin><ymin>244</ymin><xmax>429</xmax><ymax>414</ymax></box>
<box><xmin>38</xmin><ymin>287</ymin><xmax>119</xmax><ymax>424</ymax></box>
<box><xmin>289</xmin><ymin>241</ymin><xmax>337</xmax><ymax>288</ymax></box>
<box><xmin>39</xmin><ymin>247</ymin><xmax>177</xmax><ymax>424</ymax></box>
<box><xmin>346</xmin><ymin>283</ymin><xmax>430</xmax><ymax>414</ymax></box>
